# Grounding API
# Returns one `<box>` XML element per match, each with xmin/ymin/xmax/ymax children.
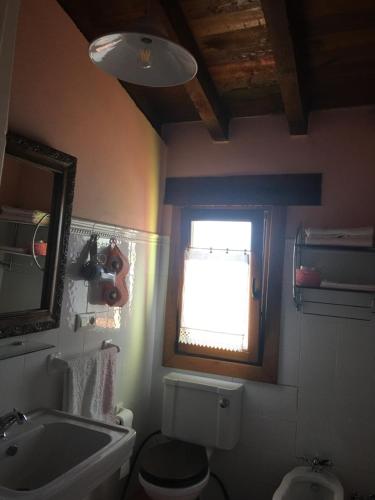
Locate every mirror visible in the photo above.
<box><xmin>0</xmin><ymin>132</ymin><xmax>76</xmax><ymax>337</ymax></box>
<box><xmin>0</xmin><ymin>156</ymin><xmax>53</xmax><ymax>312</ymax></box>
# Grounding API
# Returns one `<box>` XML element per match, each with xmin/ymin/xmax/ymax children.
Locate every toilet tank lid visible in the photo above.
<box><xmin>164</xmin><ymin>372</ymin><xmax>243</xmax><ymax>393</ymax></box>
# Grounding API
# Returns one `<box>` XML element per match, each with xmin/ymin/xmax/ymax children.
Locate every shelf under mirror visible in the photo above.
<box><xmin>0</xmin><ymin>340</ymin><xmax>55</xmax><ymax>361</ymax></box>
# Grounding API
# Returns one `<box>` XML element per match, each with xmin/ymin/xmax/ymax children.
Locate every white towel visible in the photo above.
<box><xmin>305</xmin><ymin>226</ymin><xmax>373</xmax><ymax>239</ymax></box>
<box><xmin>63</xmin><ymin>347</ymin><xmax>117</xmax><ymax>423</ymax></box>
<box><xmin>305</xmin><ymin>227</ymin><xmax>373</xmax><ymax>247</ymax></box>
<box><xmin>0</xmin><ymin>205</ymin><xmax>50</xmax><ymax>224</ymax></box>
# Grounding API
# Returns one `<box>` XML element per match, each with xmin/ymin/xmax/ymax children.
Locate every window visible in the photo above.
<box><xmin>164</xmin><ymin>206</ymin><xmax>285</xmax><ymax>383</ymax></box>
<box><xmin>180</xmin><ymin>220</ymin><xmax>253</xmax><ymax>353</ymax></box>
<box><xmin>178</xmin><ymin>209</ymin><xmax>264</xmax><ymax>364</ymax></box>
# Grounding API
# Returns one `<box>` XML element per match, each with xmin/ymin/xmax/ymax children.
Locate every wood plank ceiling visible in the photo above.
<box><xmin>58</xmin><ymin>0</ymin><xmax>375</xmax><ymax>141</ymax></box>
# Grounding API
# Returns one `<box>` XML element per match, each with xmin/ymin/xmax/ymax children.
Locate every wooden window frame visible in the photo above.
<box><xmin>163</xmin><ymin>205</ymin><xmax>286</xmax><ymax>383</ymax></box>
<box><xmin>177</xmin><ymin>207</ymin><xmax>264</xmax><ymax>364</ymax></box>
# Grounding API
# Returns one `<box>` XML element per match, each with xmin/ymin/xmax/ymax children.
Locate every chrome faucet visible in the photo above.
<box><xmin>0</xmin><ymin>409</ymin><xmax>27</xmax><ymax>439</ymax></box>
<box><xmin>298</xmin><ymin>455</ymin><xmax>333</xmax><ymax>472</ymax></box>
<box><xmin>311</xmin><ymin>456</ymin><xmax>333</xmax><ymax>472</ymax></box>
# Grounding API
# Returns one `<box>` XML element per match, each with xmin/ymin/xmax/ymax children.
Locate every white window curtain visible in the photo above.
<box><xmin>178</xmin><ymin>247</ymin><xmax>251</xmax><ymax>352</ymax></box>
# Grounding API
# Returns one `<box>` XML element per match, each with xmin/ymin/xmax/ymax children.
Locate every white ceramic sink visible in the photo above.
<box><xmin>0</xmin><ymin>408</ymin><xmax>136</xmax><ymax>500</ymax></box>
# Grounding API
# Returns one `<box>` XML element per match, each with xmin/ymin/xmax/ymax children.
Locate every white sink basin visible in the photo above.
<box><xmin>0</xmin><ymin>409</ymin><xmax>136</xmax><ymax>500</ymax></box>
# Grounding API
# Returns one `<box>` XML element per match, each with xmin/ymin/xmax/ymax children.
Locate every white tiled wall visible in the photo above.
<box><xmin>0</xmin><ymin>218</ymin><xmax>168</xmax><ymax>445</ymax></box>
<box><xmin>149</xmin><ymin>239</ymin><xmax>375</xmax><ymax>500</ymax></box>
<box><xmin>2</xmin><ymin>225</ymin><xmax>374</xmax><ymax>499</ymax></box>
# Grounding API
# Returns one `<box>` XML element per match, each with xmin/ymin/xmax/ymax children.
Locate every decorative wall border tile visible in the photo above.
<box><xmin>70</xmin><ymin>217</ymin><xmax>169</xmax><ymax>247</ymax></box>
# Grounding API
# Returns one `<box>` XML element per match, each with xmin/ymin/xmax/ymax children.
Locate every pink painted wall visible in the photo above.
<box><xmin>163</xmin><ymin>108</ymin><xmax>375</xmax><ymax>237</ymax></box>
<box><xmin>8</xmin><ymin>0</ymin><xmax>166</xmax><ymax>233</ymax></box>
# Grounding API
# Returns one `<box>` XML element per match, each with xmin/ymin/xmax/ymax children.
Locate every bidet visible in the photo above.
<box><xmin>272</xmin><ymin>466</ymin><xmax>344</xmax><ymax>500</ymax></box>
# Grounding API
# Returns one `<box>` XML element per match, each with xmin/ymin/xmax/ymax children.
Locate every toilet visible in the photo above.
<box><xmin>139</xmin><ymin>372</ymin><xmax>243</xmax><ymax>500</ymax></box>
<box><xmin>273</xmin><ymin>466</ymin><xmax>344</xmax><ymax>500</ymax></box>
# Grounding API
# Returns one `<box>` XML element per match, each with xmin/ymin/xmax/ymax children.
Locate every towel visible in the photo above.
<box><xmin>305</xmin><ymin>227</ymin><xmax>373</xmax><ymax>238</ymax></box>
<box><xmin>305</xmin><ymin>226</ymin><xmax>374</xmax><ymax>247</ymax></box>
<box><xmin>62</xmin><ymin>347</ymin><xmax>117</xmax><ymax>423</ymax></box>
<box><xmin>0</xmin><ymin>205</ymin><xmax>49</xmax><ymax>225</ymax></box>
<box><xmin>304</xmin><ymin>237</ymin><xmax>373</xmax><ymax>247</ymax></box>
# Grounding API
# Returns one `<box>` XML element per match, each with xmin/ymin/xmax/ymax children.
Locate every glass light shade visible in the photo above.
<box><xmin>89</xmin><ymin>32</ymin><xmax>198</xmax><ymax>87</ymax></box>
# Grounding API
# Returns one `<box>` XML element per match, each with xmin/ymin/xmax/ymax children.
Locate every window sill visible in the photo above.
<box><xmin>163</xmin><ymin>351</ymin><xmax>278</xmax><ymax>384</ymax></box>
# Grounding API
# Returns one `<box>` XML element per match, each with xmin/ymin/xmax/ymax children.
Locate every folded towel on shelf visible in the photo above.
<box><xmin>305</xmin><ymin>227</ymin><xmax>373</xmax><ymax>238</ymax></box>
<box><xmin>305</xmin><ymin>227</ymin><xmax>373</xmax><ymax>247</ymax></box>
<box><xmin>321</xmin><ymin>280</ymin><xmax>375</xmax><ymax>292</ymax></box>
<box><xmin>62</xmin><ymin>347</ymin><xmax>117</xmax><ymax>423</ymax></box>
<box><xmin>0</xmin><ymin>205</ymin><xmax>49</xmax><ymax>225</ymax></box>
<box><xmin>304</xmin><ymin>237</ymin><xmax>373</xmax><ymax>247</ymax></box>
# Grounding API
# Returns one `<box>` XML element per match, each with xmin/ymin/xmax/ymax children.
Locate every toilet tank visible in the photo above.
<box><xmin>162</xmin><ymin>372</ymin><xmax>243</xmax><ymax>450</ymax></box>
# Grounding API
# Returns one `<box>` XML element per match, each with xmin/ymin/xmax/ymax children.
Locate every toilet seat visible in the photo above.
<box><xmin>139</xmin><ymin>440</ymin><xmax>209</xmax><ymax>488</ymax></box>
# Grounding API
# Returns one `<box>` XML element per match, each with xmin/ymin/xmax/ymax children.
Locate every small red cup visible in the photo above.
<box><xmin>296</xmin><ymin>266</ymin><xmax>321</xmax><ymax>287</ymax></box>
<box><xmin>33</xmin><ymin>241</ymin><xmax>47</xmax><ymax>256</ymax></box>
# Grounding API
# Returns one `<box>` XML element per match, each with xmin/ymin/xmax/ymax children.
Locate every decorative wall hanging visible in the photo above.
<box><xmin>80</xmin><ymin>235</ymin><xmax>129</xmax><ymax>307</ymax></box>
<box><xmin>102</xmin><ymin>239</ymin><xmax>130</xmax><ymax>307</ymax></box>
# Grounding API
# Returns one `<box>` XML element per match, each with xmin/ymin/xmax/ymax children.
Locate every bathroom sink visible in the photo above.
<box><xmin>0</xmin><ymin>408</ymin><xmax>136</xmax><ymax>500</ymax></box>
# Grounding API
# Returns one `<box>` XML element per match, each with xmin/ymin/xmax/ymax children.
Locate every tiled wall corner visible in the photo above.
<box><xmin>149</xmin><ymin>237</ymin><xmax>375</xmax><ymax>499</ymax></box>
<box><xmin>0</xmin><ymin>217</ymin><xmax>169</xmax><ymax>446</ymax></box>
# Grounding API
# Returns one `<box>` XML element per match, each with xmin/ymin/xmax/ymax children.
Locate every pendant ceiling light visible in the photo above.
<box><xmin>88</xmin><ymin>6</ymin><xmax>198</xmax><ymax>88</ymax></box>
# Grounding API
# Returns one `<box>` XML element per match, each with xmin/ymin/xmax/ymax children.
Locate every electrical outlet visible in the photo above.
<box><xmin>74</xmin><ymin>313</ymin><xmax>97</xmax><ymax>331</ymax></box>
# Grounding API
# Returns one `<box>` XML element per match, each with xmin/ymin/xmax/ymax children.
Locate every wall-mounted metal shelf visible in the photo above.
<box><xmin>293</xmin><ymin>226</ymin><xmax>375</xmax><ymax>320</ymax></box>
<box><xmin>0</xmin><ymin>340</ymin><xmax>55</xmax><ymax>361</ymax></box>
<box><xmin>0</xmin><ymin>218</ymin><xmax>49</xmax><ymax>227</ymax></box>
<box><xmin>0</xmin><ymin>247</ymin><xmax>46</xmax><ymax>258</ymax></box>
<box><xmin>0</xmin><ymin>215</ymin><xmax>49</xmax><ymax>270</ymax></box>
<box><xmin>295</xmin><ymin>243</ymin><xmax>375</xmax><ymax>253</ymax></box>
<box><xmin>295</xmin><ymin>284</ymin><xmax>375</xmax><ymax>295</ymax></box>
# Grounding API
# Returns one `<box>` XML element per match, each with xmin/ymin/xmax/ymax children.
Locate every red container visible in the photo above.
<box><xmin>296</xmin><ymin>266</ymin><xmax>321</xmax><ymax>287</ymax></box>
<box><xmin>33</xmin><ymin>241</ymin><xmax>47</xmax><ymax>256</ymax></box>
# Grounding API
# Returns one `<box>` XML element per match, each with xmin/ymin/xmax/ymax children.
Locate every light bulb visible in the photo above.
<box><xmin>137</xmin><ymin>37</ymin><xmax>152</xmax><ymax>69</ymax></box>
<box><xmin>89</xmin><ymin>32</ymin><xmax>198</xmax><ymax>86</ymax></box>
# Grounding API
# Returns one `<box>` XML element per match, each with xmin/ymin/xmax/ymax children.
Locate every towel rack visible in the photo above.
<box><xmin>102</xmin><ymin>339</ymin><xmax>121</xmax><ymax>352</ymax></box>
<box><xmin>47</xmin><ymin>340</ymin><xmax>120</xmax><ymax>373</ymax></box>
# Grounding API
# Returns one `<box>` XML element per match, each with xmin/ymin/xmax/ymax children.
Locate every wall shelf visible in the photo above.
<box><xmin>293</xmin><ymin>226</ymin><xmax>375</xmax><ymax>320</ymax></box>
<box><xmin>295</xmin><ymin>284</ymin><xmax>375</xmax><ymax>295</ymax></box>
<box><xmin>295</xmin><ymin>243</ymin><xmax>375</xmax><ymax>253</ymax></box>
<box><xmin>0</xmin><ymin>218</ymin><xmax>49</xmax><ymax>227</ymax></box>
<box><xmin>0</xmin><ymin>214</ymin><xmax>49</xmax><ymax>271</ymax></box>
<box><xmin>0</xmin><ymin>247</ymin><xmax>46</xmax><ymax>258</ymax></box>
<box><xmin>0</xmin><ymin>340</ymin><xmax>55</xmax><ymax>361</ymax></box>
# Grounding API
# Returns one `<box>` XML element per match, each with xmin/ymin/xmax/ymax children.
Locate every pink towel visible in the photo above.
<box><xmin>100</xmin><ymin>347</ymin><xmax>117</xmax><ymax>420</ymax></box>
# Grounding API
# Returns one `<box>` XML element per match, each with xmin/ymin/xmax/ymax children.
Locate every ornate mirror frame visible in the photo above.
<box><xmin>0</xmin><ymin>132</ymin><xmax>76</xmax><ymax>338</ymax></box>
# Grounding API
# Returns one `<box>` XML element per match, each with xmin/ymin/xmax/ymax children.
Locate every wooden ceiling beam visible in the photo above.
<box><xmin>155</xmin><ymin>0</ymin><xmax>229</xmax><ymax>141</ymax></box>
<box><xmin>260</xmin><ymin>0</ymin><xmax>308</xmax><ymax>135</ymax></box>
